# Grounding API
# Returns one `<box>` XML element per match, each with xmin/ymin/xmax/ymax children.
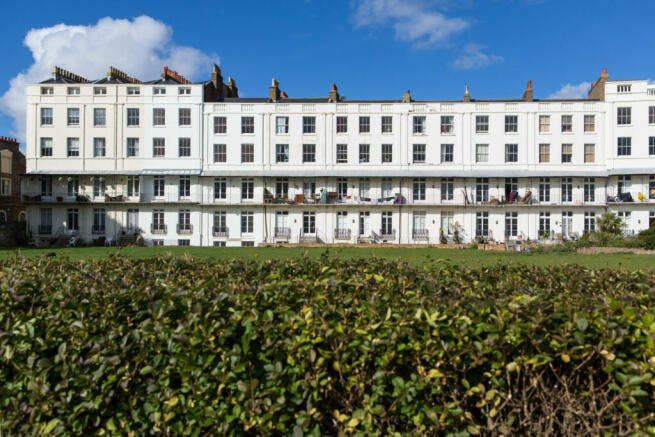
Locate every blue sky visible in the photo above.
<box><xmin>1</xmin><ymin>0</ymin><xmax>655</xmax><ymax>144</ymax></box>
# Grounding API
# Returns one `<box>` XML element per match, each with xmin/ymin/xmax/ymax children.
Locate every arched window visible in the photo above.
<box><xmin>18</xmin><ymin>211</ymin><xmax>26</xmax><ymax>222</ymax></box>
<box><xmin>0</xmin><ymin>210</ymin><xmax>7</xmax><ymax>224</ymax></box>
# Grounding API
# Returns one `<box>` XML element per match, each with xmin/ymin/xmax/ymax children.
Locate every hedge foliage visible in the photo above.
<box><xmin>1</xmin><ymin>254</ymin><xmax>655</xmax><ymax>435</ymax></box>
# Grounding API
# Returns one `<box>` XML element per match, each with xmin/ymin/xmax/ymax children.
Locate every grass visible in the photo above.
<box><xmin>0</xmin><ymin>245</ymin><xmax>653</xmax><ymax>270</ymax></box>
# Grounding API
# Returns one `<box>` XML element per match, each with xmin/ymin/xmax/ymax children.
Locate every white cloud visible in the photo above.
<box><xmin>548</xmin><ymin>82</ymin><xmax>591</xmax><ymax>99</ymax></box>
<box><xmin>352</xmin><ymin>0</ymin><xmax>469</xmax><ymax>48</ymax></box>
<box><xmin>0</xmin><ymin>16</ymin><xmax>218</xmax><ymax>143</ymax></box>
<box><xmin>452</xmin><ymin>43</ymin><xmax>502</xmax><ymax>70</ymax></box>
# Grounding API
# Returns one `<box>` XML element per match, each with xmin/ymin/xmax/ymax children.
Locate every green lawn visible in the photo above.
<box><xmin>0</xmin><ymin>245</ymin><xmax>653</xmax><ymax>270</ymax></box>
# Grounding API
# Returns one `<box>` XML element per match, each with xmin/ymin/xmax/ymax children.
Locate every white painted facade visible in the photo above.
<box><xmin>23</xmin><ymin>71</ymin><xmax>655</xmax><ymax>246</ymax></box>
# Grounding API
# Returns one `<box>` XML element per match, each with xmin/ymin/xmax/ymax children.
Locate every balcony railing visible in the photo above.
<box><xmin>334</xmin><ymin>228</ymin><xmax>351</xmax><ymax>240</ymax></box>
<box><xmin>413</xmin><ymin>229</ymin><xmax>429</xmax><ymax>240</ymax></box>
<box><xmin>91</xmin><ymin>226</ymin><xmax>106</xmax><ymax>235</ymax></box>
<box><xmin>37</xmin><ymin>225</ymin><xmax>52</xmax><ymax>234</ymax></box>
<box><xmin>177</xmin><ymin>224</ymin><xmax>193</xmax><ymax>235</ymax></box>
<box><xmin>275</xmin><ymin>227</ymin><xmax>291</xmax><ymax>239</ymax></box>
<box><xmin>379</xmin><ymin>229</ymin><xmax>396</xmax><ymax>240</ymax></box>
<box><xmin>151</xmin><ymin>224</ymin><xmax>167</xmax><ymax>234</ymax></box>
<box><xmin>212</xmin><ymin>226</ymin><xmax>228</xmax><ymax>237</ymax></box>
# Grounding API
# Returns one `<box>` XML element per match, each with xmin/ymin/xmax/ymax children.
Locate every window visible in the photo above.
<box><xmin>336</xmin><ymin>144</ymin><xmax>348</xmax><ymax>163</ymax></box>
<box><xmin>359</xmin><ymin>178</ymin><xmax>370</xmax><ymax>198</ymax></box>
<box><xmin>584</xmin><ymin>115</ymin><xmax>595</xmax><ymax>132</ymax></box>
<box><xmin>617</xmin><ymin>84</ymin><xmax>631</xmax><ymax>93</ymax></box>
<box><xmin>336</xmin><ymin>211</ymin><xmax>348</xmax><ymax>231</ymax></box>
<box><xmin>40</xmin><ymin>176</ymin><xmax>52</xmax><ymax>197</ymax></box>
<box><xmin>275</xmin><ymin>178</ymin><xmax>288</xmax><ymax>198</ymax></box>
<box><xmin>475</xmin><ymin>178</ymin><xmax>489</xmax><ymax>203</ymax></box>
<box><xmin>178</xmin><ymin>239</ymin><xmax>191</xmax><ymax>246</ymax></box>
<box><xmin>214</xmin><ymin>178</ymin><xmax>227</xmax><ymax>200</ymax></box>
<box><xmin>93</xmin><ymin>138</ymin><xmax>106</xmax><ymax>157</ymax></box>
<box><xmin>359</xmin><ymin>116</ymin><xmax>370</xmax><ymax>133</ymax></box>
<box><xmin>562</xmin><ymin>211</ymin><xmax>573</xmax><ymax>238</ymax></box>
<box><xmin>67</xmin><ymin>108</ymin><xmax>80</xmax><ymax>126</ymax></box>
<box><xmin>303</xmin><ymin>181</ymin><xmax>316</xmax><ymax>199</ymax></box>
<box><xmin>153</xmin><ymin>108</ymin><xmax>165</xmax><ymax>126</ymax></box>
<box><xmin>584</xmin><ymin>212</ymin><xmax>596</xmax><ymax>234</ymax></box>
<box><xmin>475</xmin><ymin>115</ymin><xmax>489</xmax><ymax>133</ymax></box>
<box><xmin>213</xmin><ymin>144</ymin><xmax>226</xmax><ymax>163</ymax></box>
<box><xmin>127</xmin><ymin>176</ymin><xmax>140</xmax><ymax>197</ymax></box>
<box><xmin>152</xmin><ymin>239</ymin><xmax>164</xmax><ymax>246</ymax></box>
<box><xmin>303</xmin><ymin>144</ymin><xmax>316</xmax><ymax>163</ymax></box>
<box><xmin>178</xmin><ymin>108</ymin><xmax>191</xmax><ymax>126</ymax></box>
<box><xmin>67</xmin><ymin>138</ymin><xmax>79</xmax><ymax>157</ymax></box>
<box><xmin>178</xmin><ymin>210</ymin><xmax>191</xmax><ymax>232</ymax></box>
<box><xmin>241</xmin><ymin>241</ymin><xmax>255</xmax><ymax>247</ymax></box>
<box><xmin>413</xmin><ymin>144</ymin><xmax>426</xmax><ymax>163</ymax></box>
<box><xmin>476</xmin><ymin>212</ymin><xmax>489</xmax><ymax>238</ymax></box>
<box><xmin>66</xmin><ymin>209</ymin><xmax>79</xmax><ymax>231</ymax></box>
<box><xmin>381</xmin><ymin>116</ymin><xmax>393</xmax><ymax>133</ymax></box>
<box><xmin>276</xmin><ymin>116</ymin><xmax>289</xmax><ymax>134</ymax></box>
<box><xmin>241</xmin><ymin>212</ymin><xmax>254</xmax><ymax>234</ymax></box>
<box><xmin>441</xmin><ymin>116</ymin><xmax>454</xmax><ymax>134</ymax></box>
<box><xmin>381</xmin><ymin>144</ymin><xmax>393</xmax><ymax>163</ymax></box>
<box><xmin>539</xmin><ymin>178</ymin><xmax>551</xmax><ymax>203</ymax></box>
<box><xmin>441</xmin><ymin>211</ymin><xmax>454</xmax><ymax>235</ymax></box>
<box><xmin>214</xmin><ymin>211</ymin><xmax>227</xmax><ymax>234</ymax></box>
<box><xmin>381</xmin><ymin>212</ymin><xmax>393</xmax><ymax>235</ymax></box>
<box><xmin>126</xmin><ymin>138</ymin><xmax>139</xmax><ymax>157</ymax></box>
<box><xmin>650</xmin><ymin>107</ymin><xmax>655</xmax><ymax>125</ymax></box>
<box><xmin>241</xmin><ymin>178</ymin><xmax>254</xmax><ymax>200</ymax></box>
<box><xmin>505</xmin><ymin>144</ymin><xmax>518</xmax><ymax>163</ymax></box>
<box><xmin>618</xmin><ymin>211</ymin><xmax>631</xmax><ymax>231</ymax></box>
<box><xmin>67</xmin><ymin>87</ymin><xmax>80</xmax><ymax>96</ymax></box>
<box><xmin>505</xmin><ymin>177</ymin><xmax>518</xmax><ymax>201</ymax></box>
<box><xmin>359</xmin><ymin>144</ymin><xmax>370</xmax><ymax>163</ymax></box>
<box><xmin>275</xmin><ymin>211</ymin><xmax>288</xmax><ymax>233</ymax></box>
<box><xmin>584</xmin><ymin>144</ymin><xmax>595</xmax><ymax>163</ymax></box>
<box><xmin>178</xmin><ymin>138</ymin><xmax>191</xmax><ymax>157</ymax></box>
<box><xmin>214</xmin><ymin>116</ymin><xmax>227</xmax><ymax>134</ymax></box>
<box><xmin>336</xmin><ymin>116</ymin><xmax>348</xmax><ymax>133</ymax></box>
<box><xmin>476</xmin><ymin>144</ymin><xmax>489</xmax><ymax>163</ymax></box>
<box><xmin>584</xmin><ymin>177</ymin><xmax>595</xmax><ymax>202</ymax></box>
<box><xmin>303</xmin><ymin>116</ymin><xmax>316</xmax><ymax>134</ymax></box>
<box><xmin>505</xmin><ymin>212</ymin><xmax>518</xmax><ymax>238</ymax></box>
<box><xmin>617</xmin><ymin>137</ymin><xmax>631</xmax><ymax>156</ymax></box>
<box><xmin>539</xmin><ymin>212</ymin><xmax>550</xmax><ymax>238</ymax></box>
<box><xmin>413</xmin><ymin>116</ymin><xmax>426</xmax><ymax>134</ymax></box>
<box><xmin>505</xmin><ymin>115</ymin><xmax>518</xmax><ymax>133</ymax></box>
<box><xmin>617</xmin><ymin>107</ymin><xmax>631</xmax><ymax>125</ymax></box>
<box><xmin>40</xmin><ymin>108</ymin><xmax>53</xmax><ymax>126</ymax></box>
<box><xmin>93</xmin><ymin>108</ymin><xmax>107</xmax><ymax>127</ymax></box>
<box><xmin>440</xmin><ymin>144</ymin><xmax>454</xmax><ymax>163</ymax></box>
<box><xmin>127</xmin><ymin>108</ymin><xmax>139</xmax><ymax>126</ymax></box>
<box><xmin>93</xmin><ymin>178</ymin><xmax>105</xmax><ymax>198</ymax></box>
<box><xmin>39</xmin><ymin>208</ymin><xmax>52</xmax><ymax>234</ymax></box>
<box><xmin>40</xmin><ymin>138</ymin><xmax>53</xmax><ymax>157</ymax></box>
<box><xmin>303</xmin><ymin>212</ymin><xmax>316</xmax><ymax>234</ymax></box>
<box><xmin>561</xmin><ymin>115</ymin><xmax>573</xmax><ymax>133</ymax></box>
<box><xmin>618</xmin><ymin>175</ymin><xmax>631</xmax><ymax>195</ymax></box>
<box><xmin>337</xmin><ymin>178</ymin><xmax>348</xmax><ymax>200</ymax></box>
<box><xmin>241</xmin><ymin>144</ymin><xmax>254</xmax><ymax>163</ymax></box>
<box><xmin>650</xmin><ymin>137</ymin><xmax>655</xmax><ymax>156</ymax></box>
<box><xmin>561</xmin><ymin>177</ymin><xmax>573</xmax><ymax>203</ymax></box>
<box><xmin>650</xmin><ymin>176</ymin><xmax>655</xmax><ymax>200</ymax></box>
<box><xmin>441</xmin><ymin>178</ymin><xmax>454</xmax><ymax>201</ymax></box>
<box><xmin>127</xmin><ymin>87</ymin><xmax>140</xmax><ymax>95</ymax></box>
<box><xmin>179</xmin><ymin>176</ymin><xmax>190</xmax><ymax>199</ymax></box>
<box><xmin>94</xmin><ymin>87</ymin><xmax>107</xmax><ymax>96</ymax></box>
<box><xmin>153</xmin><ymin>138</ymin><xmax>165</xmax><ymax>157</ymax></box>
<box><xmin>153</xmin><ymin>87</ymin><xmax>166</xmax><ymax>95</ymax></box>
<box><xmin>539</xmin><ymin>115</ymin><xmax>550</xmax><ymax>133</ymax></box>
<box><xmin>178</xmin><ymin>87</ymin><xmax>191</xmax><ymax>95</ymax></box>
<box><xmin>381</xmin><ymin>178</ymin><xmax>393</xmax><ymax>198</ymax></box>
<box><xmin>0</xmin><ymin>179</ymin><xmax>10</xmax><ymax>196</ymax></box>
<box><xmin>153</xmin><ymin>176</ymin><xmax>165</xmax><ymax>198</ymax></box>
<box><xmin>561</xmin><ymin>144</ymin><xmax>572</xmax><ymax>163</ymax></box>
<box><xmin>276</xmin><ymin>144</ymin><xmax>289</xmax><ymax>163</ymax></box>
<box><xmin>41</xmin><ymin>87</ymin><xmax>53</xmax><ymax>95</ymax></box>
<box><xmin>152</xmin><ymin>210</ymin><xmax>166</xmax><ymax>233</ymax></box>
<box><xmin>413</xmin><ymin>178</ymin><xmax>426</xmax><ymax>201</ymax></box>
<box><xmin>539</xmin><ymin>144</ymin><xmax>550</xmax><ymax>163</ymax></box>
<box><xmin>67</xmin><ymin>176</ymin><xmax>80</xmax><ymax>197</ymax></box>
<box><xmin>241</xmin><ymin>116</ymin><xmax>254</xmax><ymax>134</ymax></box>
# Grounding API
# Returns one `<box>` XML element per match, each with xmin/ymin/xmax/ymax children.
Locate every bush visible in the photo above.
<box><xmin>0</xmin><ymin>255</ymin><xmax>654</xmax><ymax>435</ymax></box>
<box><xmin>638</xmin><ymin>226</ymin><xmax>655</xmax><ymax>250</ymax></box>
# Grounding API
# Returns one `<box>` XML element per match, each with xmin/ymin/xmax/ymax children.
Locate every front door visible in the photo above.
<box><xmin>127</xmin><ymin>209</ymin><xmax>139</xmax><ymax>231</ymax></box>
<box><xmin>359</xmin><ymin>212</ymin><xmax>370</xmax><ymax>237</ymax></box>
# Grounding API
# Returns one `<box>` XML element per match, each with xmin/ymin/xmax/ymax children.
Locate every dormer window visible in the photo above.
<box><xmin>41</xmin><ymin>87</ymin><xmax>53</xmax><ymax>95</ymax></box>
<box><xmin>617</xmin><ymin>84</ymin><xmax>632</xmax><ymax>93</ymax></box>
<box><xmin>94</xmin><ymin>87</ymin><xmax>107</xmax><ymax>95</ymax></box>
<box><xmin>178</xmin><ymin>87</ymin><xmax>191</xmax><ymax>95</ymax></box>
<box><xmin>153</xmin><ymin>87</ymin><xmax>166</xmax><ymax>95</ymax></box>
<box><xmin>67</xmin><ymin>87</ymin><xmax>80</xmax><ymax>95</ymax></box>
<box><xmin>127</xmin><ymin>87</ymin><xmax>140</xmax><ymax>95</ymax></box>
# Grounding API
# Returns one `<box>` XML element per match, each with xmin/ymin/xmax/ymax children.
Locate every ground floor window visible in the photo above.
<box><xmin>66</xmin><ymin>208</ymin><xmax>79</xmax><ymax>231</ymax></box>
<box><xmin>562</xmin><ymin>211</ymin><xmax>573</xmax><ymax>238</ymax></box>
<box><xmin>505</xmin><ymin>211</ymin><xmax>518</xmax><ymax>238</ymax></box>
<box><xmin>539</xmin><ymin>212</ymin><xmax>550</xmax><ymax>238</ymax></box>
<box><xmin>381</xmin><ymin>211</ymin><xmax>393</xmax><ymax>235</ymax></box>
<box><xmin>213</xmin><ymin>241</ymin><xmax>226</xmax><ymax>247</ymax></box>
<box><xmin>476</xmin><ymin>212</ymin><xmax>488</xmax><ymax>238</ymax></box>
<box><xmin>584</xmin><ymin>212</ymin><xmax>596</xmax><ymax>234</ymax></box>
<box><xmin>441</xmin><ymin>211</ymin><xmax>454</xmax><ymax>235</ymax></box>
<box><xmin>241</xmin><ymin>212</ymin><xmax>253</xmax><ymax>234</ymax></box>
<box><xmin>152</xmin><ymin>239</ymin><xmax>164</xmax><ymax>246</ymax></box>
<box><xmin>242</xmin><ymin>241</ymin><xmax>255</xmax><ymax>247</ymax></box>
<box><xmin>178</xmin><ymin>239</ymin><xmax>190</xmax><ymax>246</ymax></box>
<box><xmin>303</xmin><ymin>211</ymin><xmax>316</xmax><ymax>234</ymax></box>
<box><xmin>617</xmin><ymin>211</ymin><xmax>631</xmax><ymax>233</ymax></box>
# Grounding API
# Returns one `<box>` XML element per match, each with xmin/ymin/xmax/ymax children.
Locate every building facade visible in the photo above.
<box><xmin>23</xmin><ymin>66</ymin><xmax>655</xmax><ymax>246</ymax></box>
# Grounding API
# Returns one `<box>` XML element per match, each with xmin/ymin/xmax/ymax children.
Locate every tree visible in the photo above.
<box><xmin>596</xmin><ymin>212</ymin><xmax>624</xmax><ymax>235</ymax></box>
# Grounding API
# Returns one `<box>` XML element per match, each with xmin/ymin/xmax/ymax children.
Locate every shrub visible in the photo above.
<box><xmin>637</xmin><ymin>226</ymin><xmax>655</xmax><ymax>250</ymax></box>
<box><xmin>0</xmin><ymin>256</ymin><xmax>654</xmax><ymax>435</ymax></box>
<box><xmin>597</xmin><ymin>212</ymin><xmax>625</xmax><ymax>235</ymax></box>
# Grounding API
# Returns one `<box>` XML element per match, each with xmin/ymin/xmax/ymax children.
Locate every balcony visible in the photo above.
<box><xmin>378</xmin><ymin>229</ymin><xmax>396</xmax><ymax>241</ymax></box>
<box><xmin>212</xmin><ymin>226</ymin><xmax>229</xmax><ymax>238</ymax></box>
<box><xmin>177</xmin><ymin>224</ymin><xmax>193</xmax><ymax>235</ymax></box>
<box><xmin>105</xmin><ymin>194</ymin><xmax>125</xmax><ymax>203</ymax></box>
<box><xmin>37</xmin><ymin>225</ymin><xmax>52</xmax><ymax>235</ymax></box>
<box><xmin>151</xmin><ymin>224</ymin><xmax>167</xmax><ymax>234</ymax></box>
<box><xmin>274</xmin><ymin>227</ymin><xmax>291</xmax><ymax>239</ymax></box>
<box><xmin>334</xmin><ymin>228</ymin><xmax>351</xmax><ymax>240</ymax></box>
<box><xmin>413</xmin><ymin>229</ymin><xmax>429</xmax><ymax>241</ymax></box>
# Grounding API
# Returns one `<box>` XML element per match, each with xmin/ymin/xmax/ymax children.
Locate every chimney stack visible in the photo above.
<box><xmin>269</xmin><ymin>78</ymin><xmax>281</xmax><ymax>102</ymax></box>
<box><xmin>463</xmin><ymin>85</ymin><xmax>471</xmax><ymax>102</ymax></box>
<box><xmin>402</xmin><ymin>89</ymin><xmax>412</xmax><ymax>103</ymax></box>
<box><xmin>211</xmin><ymin>64</ymin><xmax>223</xmax><ymax>90</ymax></box>
<box><xmin>227</xmin><ymin>77</ymin><xmax>239</xmax><ymax>98</ymax></box>
<box><xmin>588</xmin><ymin>68</ymin><xmax>609</xmax><ymax>100</ymax></box>
<box><xmin>281</xmin><ymin>91</ymin><xmax>288</xmax><ymax>99</ymax></box>
<box><xmin>328</xmin><ymin>83</ymin><xmax>340</xmax><ymax>102</ymax></box>
<box><xmin>522</xmin><ymin>80</ymin><xmax>533</xmax><ymax>101</ymax></box>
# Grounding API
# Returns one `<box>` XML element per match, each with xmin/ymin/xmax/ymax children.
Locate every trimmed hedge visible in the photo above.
<box><xmin>1</xmin><ymin>254</ymin><xmax>655</xmax><ymax>435</ymax></box>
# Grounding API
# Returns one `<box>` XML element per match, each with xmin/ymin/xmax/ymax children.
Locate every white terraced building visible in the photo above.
<box><xmin>23</xmin><ymin>66</ymin><xmax>655</xmax><ymax>246</ymax></box>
